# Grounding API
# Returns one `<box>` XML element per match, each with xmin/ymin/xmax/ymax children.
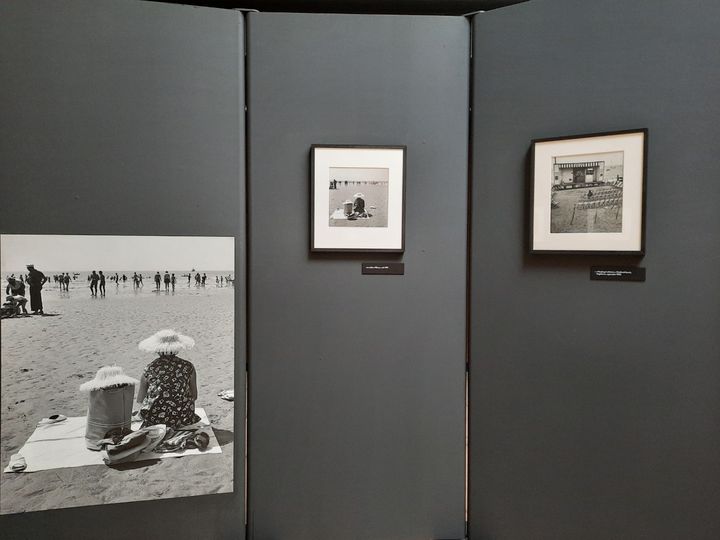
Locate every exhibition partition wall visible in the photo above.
<box><xmin>2</xmin><ymin>0</ymin><xmax>720</xmax><ymax>539</ymax></box>
<box><xmin>246</xmin><ymin>13</ymin><xmax>469</xmax><ymax>540</ymax></box>
<box><xmin>0</xmin><ymin>0</ymin><xmax>245</xmax><ymax>537</ymax></box>
<box><xmin>469</xmin><ymin>0</ymin><xmax>720</xmax><ymax>538</ymax></box>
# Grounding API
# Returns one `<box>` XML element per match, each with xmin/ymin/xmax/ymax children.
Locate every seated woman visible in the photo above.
<box><xmin>136</xmin><ymin>329</ymin><xmax>200</xmax><ymax>429</ymax></box>
<box><xmin>347</xmin><ymin>193</ymin><xmax>371</xmax><ymax>220</ymax></box>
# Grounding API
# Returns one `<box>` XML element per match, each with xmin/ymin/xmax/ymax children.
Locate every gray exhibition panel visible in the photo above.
<box><xmin>0</xmin><ymin>0</ymin><xmax>245</xmax><ymax>538</ymax></box>
<box><xmin>470</xmin><ymin>0</ymin><xmax>720</xmax><ymax>539</ymax></box>
<box><xmin>247</xmin><ymin>13</ymin><xmax>468</xmax><ymax>540</ymax></box>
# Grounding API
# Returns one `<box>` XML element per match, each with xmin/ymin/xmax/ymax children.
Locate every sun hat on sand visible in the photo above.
<box><xmin>139</xmin><ymin>329</ymin><xmax>195</xmax><ymax>355</ymax></box>
<box><xmin>80</xmin><ymin>365</ymin><xmax>139</xmax><ymax>392</ymax></box>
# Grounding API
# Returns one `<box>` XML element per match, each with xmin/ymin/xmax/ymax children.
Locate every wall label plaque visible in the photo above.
<box><xmin>362</xmin><ymin>262</ymin><xmax>404</xmax><ymax>275</ymax></box>
<box><xmin>590</xmin><ymin>266</ymin><xmax>645</xmax><ymax>282</ymax></box>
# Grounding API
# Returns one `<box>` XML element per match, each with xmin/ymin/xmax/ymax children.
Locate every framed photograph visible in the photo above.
<box><xmin>1</xmin><ymin>234</ymin><xmax>236</xmax><ymax>514</ymax></box>
<box><xmin>311</xmin><ymin>145</ymin><xmax>406</xmax><ymax>252</ymax></box>
<box><xmin>530</xmin><ymin>129</ymin><xmax>647</xmax><ymax>255</ymax></box>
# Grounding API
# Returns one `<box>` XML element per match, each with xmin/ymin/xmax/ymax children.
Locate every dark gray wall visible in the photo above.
<box><xmin>470</xmin><ymin>0</ymin><xmax>720</xmax><ymax>539</ymax></box>
<box><xmin>247</xmin><ymin>13</ymin><xmax>468</xmax><ymax>540</ymax></box>
<box><xmin>0</xmin><ymin>0</ymin><xmax>245</xmax><ymax>538</ymax></box>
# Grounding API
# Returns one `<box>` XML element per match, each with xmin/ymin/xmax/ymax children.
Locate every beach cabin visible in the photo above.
<box><xmin>553</xmin><ymin>160</ymin><xmax>605</xmax><ymax>186</ymax></box>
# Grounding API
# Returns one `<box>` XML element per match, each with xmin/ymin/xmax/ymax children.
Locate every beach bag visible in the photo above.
<box><xmin>84</xmin><ymin>385</ymin><xmax>135</xmax><ymax>450</ymax></box>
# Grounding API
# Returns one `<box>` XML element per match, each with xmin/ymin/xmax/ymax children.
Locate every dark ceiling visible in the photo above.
<box><xmin>151</xmin><ymin>0</ymin><xmax>529</xmax><ymax>16</ymax></box>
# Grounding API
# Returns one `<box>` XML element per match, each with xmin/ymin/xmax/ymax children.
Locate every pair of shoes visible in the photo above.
<box><xmin>38</xmin><ymin>414</ymin><xmax>67</xmax><ymax>426</ymax></box>
<box><xmin>217</xmin><ymin>389</ymin><xmax>234</xmax><ymax>401</ymax></box>
<box><xmin>185</xmin><ymin>431</ymin><xmax>210</xmax><ymax>450</ymax></box>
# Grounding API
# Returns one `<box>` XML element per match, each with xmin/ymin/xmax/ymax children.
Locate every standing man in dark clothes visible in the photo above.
<box><xmin>99</xmin><ymin>271</ymin><xmax>106</xmax><ymax>296</ymax></box>
<box><xmin>89</xmin><ymin>270</ymin><xmax>99</xmax><ymax>296</ymax></box>
<box><xmin>25</xmin><ymin>264</ymin><xmax>47</xmax><ymax>314</ymax></box>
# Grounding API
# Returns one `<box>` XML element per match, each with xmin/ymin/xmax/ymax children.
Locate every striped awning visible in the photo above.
<box><xmin>557</xmin><ymin>161</ymin><xmax>603</xmax><ymax>169</ymax></box>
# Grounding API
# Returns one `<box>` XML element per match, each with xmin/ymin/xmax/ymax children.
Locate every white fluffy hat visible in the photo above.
<box><xmin>80</xmin><ymin>365</ymin><xmax>139</xmax><ymax>392</ymax></box>
<box><xmin>138</xmin><ymin>329</ymin><xmax>195</xmax><ymax>355</ymax></box>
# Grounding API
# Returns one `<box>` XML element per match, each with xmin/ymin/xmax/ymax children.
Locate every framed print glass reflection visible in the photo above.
<box><xmin>530</xmin><ymin>129</ymin><xmax>647</xmax><ymax>255</ymax></box>
<box><xmin>311</xmin><ymin>145</ymin><xmax>406</xmax><ymax>252</ymax></box>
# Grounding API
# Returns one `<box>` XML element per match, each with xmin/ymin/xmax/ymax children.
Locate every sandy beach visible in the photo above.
<box><xmin>551</xmin><ymin>186</ymin><xmax>623</xmax><ymax>234</ymax></box>
<box><xmin>328</xmin><ymin>183</ymin><xmax>389</xmax><ymax>228</ymax></box>
<box><xmin>0</xmin><ymin>277</ymin><xmax>235</xmax><ymax>514</ymax></box>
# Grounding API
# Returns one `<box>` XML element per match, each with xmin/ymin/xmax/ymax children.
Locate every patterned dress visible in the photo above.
<box><xmin>139</xmin><ymin>356</ymin><xmax>200</xmax><ymax>428</ymax></box>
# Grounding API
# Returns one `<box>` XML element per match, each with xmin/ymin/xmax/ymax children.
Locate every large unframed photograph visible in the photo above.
<box><xmin>0</xmin><ymin>235</ymin><xmax>236</xmax><ymax>515</ymax></box>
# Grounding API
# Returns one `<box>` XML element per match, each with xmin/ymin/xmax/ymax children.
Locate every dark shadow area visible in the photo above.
<box><xmin>212</xmin><ymin>427</ymin><xmax>234</xmax><ymax>447</ymax></box>
<box><xmin>153</xmin><ymin>0</ymin><xmax>529</xmax><ymax>15</ymax></box>
<box><xmin>109</xmin><ymin>458</ymin><xmax>162</xmax><ymax>471</ymax></box>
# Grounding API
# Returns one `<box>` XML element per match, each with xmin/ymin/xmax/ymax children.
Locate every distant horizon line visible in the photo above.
<box><xmin>3</xmin><ymin>268</ymin><xmax>234</xmax><ymax>274</ymax></box>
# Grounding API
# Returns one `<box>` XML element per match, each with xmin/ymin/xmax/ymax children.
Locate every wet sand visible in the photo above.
<box><xmin>0</xmin><ymin>282</ymin><xmax>235</xmax><ymax>514</ymax></box>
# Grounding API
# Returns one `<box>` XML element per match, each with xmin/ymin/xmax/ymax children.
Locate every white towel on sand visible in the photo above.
<box><xmin>3</xmin><ymin>408</ymin><xmax>221</xmax><ymax>473</ymax></box>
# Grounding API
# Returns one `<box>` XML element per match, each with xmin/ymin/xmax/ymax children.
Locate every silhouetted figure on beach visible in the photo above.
<box><xmin>164</xmin><ymin>271</ymin><xmax>171</xmax><ymax>292</ymax></box>
<box><xmin>195</xmin><ymin>273</ymin><xmax>201</xmax><ymax>286</ymax></box>
<box><xmin>64</xmin><ymin>273</ymin><xmax>71</xmax><ymax>291</ymax></box>
<box><xmin>154</xmin><ymin>271</ymin><xmax>161</xmax><ymax>291</ymax></box>
<box><xmin>99</xmin><ymin>271</ymin><xmax>106</xmax><ymax>296</ymax></box>
<box><xmin>201</xmin><ymin>273</ymin><xmax>207</xmax><ymax>286</ymax></box>
<box><xmin>89</xmin><ymin>271</ymin><xmax>99</xmax><ymax>297</ymax></box>
<box><xmin>171</xmin><ymin>273</ymin><xmax>176</xmax><ymax>291</ymax></box>
<box><xmin>25</xmin><ymin>264</ymin><xmax>47</xmax><ymax>314</ymax></box>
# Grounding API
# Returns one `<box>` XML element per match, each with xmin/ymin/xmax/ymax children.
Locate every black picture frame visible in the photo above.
<box><xmin>310</xmin><ymin>144</ymin><xmax>407</xmax><ymax>253</ymax></box>
<box><xmin>527</xmin><ymin>128</ymin><xmax>648</xmax><ymax>257</ymax></box>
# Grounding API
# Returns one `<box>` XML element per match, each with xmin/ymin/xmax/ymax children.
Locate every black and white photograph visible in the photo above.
<box><xmin>328</xmin><ymin>167</ymin><xmax>389</xmax><ymax>228</ymax></box>
<box><xmin>0</xmin><ymin>234</ymin><xmax>236</xmax><ymax>514</ymax></box>
<box><xmin>311</xmin><ymin>145</ymin><xmax>406</xmax><ymax>252</ymax></box>
<box><xmin>550</xmin><ymin>151</ymin><xmax>624</xmax><ymax>234</ymax></box>
<box><xmin>530</xmin><ymin>129</ymin><xmax>647</xmax><ymax>254</ymax></box>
